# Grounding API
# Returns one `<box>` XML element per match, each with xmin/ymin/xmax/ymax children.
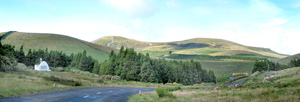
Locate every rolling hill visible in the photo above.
<box><xmin>93</xmin><ymin>36</ymin><xmax>288</xmax><ymax>76</ymax></box>
<box><xmin>93</xmin><ymin>36</ymin><xmax>287</xmax><ymax>60</ymax></box>
<box><xmin>279</xmin><ymin>53</ymin><xmax>300</xmax><ymax>64</ymax></box>
<box><xmin>1</xmin><ymin>31</ymin><xmax>116</xmax><ymax>62</ymax></box>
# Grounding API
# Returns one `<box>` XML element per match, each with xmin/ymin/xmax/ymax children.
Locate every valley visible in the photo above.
<box><xmin>1</xmin><ymin>0</ymin><xmax>299</xmax><ymax>101</ymax></box>
<box><xmin>1</xmin><ymin>31</ymin><xmax>299</xmax><ymax>102</ymax></box>
<box><xmin>93</xmin><ymin>36</ymin><xmax>288</xmax><ymax>76</ymax></box>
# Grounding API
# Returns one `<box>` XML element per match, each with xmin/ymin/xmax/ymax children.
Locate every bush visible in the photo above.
<box><xmin>156</xmin><ymin>88</ymin><xmax>176</xmax><ymax>98</ymax></box>
<box><xmin>0</xmin><ymin>56</ymin><xmax>18</xmax><ymax>72</ymax></box>
<box><xmin>218</xmin><ymin>83</ymin><xmax>228</xmax><ymax>89</ymax></box>
<box><xmin>188</xmin><ymin>86</ymin><xmax>201</xmax><ymax>90</ymax></box>
<box><xmin>43</xmin><ymin>75</ymin><xmax>82</xmax><ymax>86</ymax></box>
<box><xmin>168</xmin><ymin>86</ymin><xmax>181</xmax><ymax>91</ymax></box>
<box><xmin>274</xmin><ymin>82</ymin><xmax>290</xmax><ymax>88</ymax></box>
<box><xmin>55</xmin><ymin>67</ymin><xmax>65</xmax><ymax>72</ymax></box>
<box><xmin>96</xmin><ymin>79</ymin><xmax>104</xmax><ymax>83</ymax></box>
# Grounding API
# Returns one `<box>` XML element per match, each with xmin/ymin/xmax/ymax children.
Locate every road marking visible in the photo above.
<box><xmin>108</xmin><ymin>91</ymin><xmax>113</xmax><ymax>92</ymax></box>
<box><xmin>84</xmin><ymin>95</ymin><xmax>89</xmax><ymax>98</ymax></box>
<box><xmin>97</xmin><ymin>92</ymin><xmax>102</xmax><ymax>94</ymax></box>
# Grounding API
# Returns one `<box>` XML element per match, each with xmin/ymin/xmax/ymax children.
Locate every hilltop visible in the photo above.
<box><xmin>93</xmin><ymin>36</ymin><xmax>288</xmax><ymax>76</ymax></box>
<box><xmin>1</xmin><ymin>31</ymin><xmax>116</xmax><ymax>62</ymax></box>
<box><xmin>94</xmin><ymin>36</ymin><xmax>287</xmax><ymax>59</ymax></box>
<box><xmin>279</xmin><ymin>53</ymin><xmax>300</xmax><ymax>64</ymax></box>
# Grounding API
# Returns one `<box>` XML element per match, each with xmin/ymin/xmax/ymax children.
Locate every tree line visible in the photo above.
<box><xmin>252</xmin><ymin>59</ymin><xmax>295</xmax><ymax>73</ymax></box>
<box><xmin>289</xmin><ymin>58</ymin><xmax>300</xmax><ymax>68</ymax></box>
<box><xmin>0</xmin><ymin>39</ymin><xmax>18</xmax><ymax>71</ymax></box>
<box><xmin>93</xmin><ymin>46</ymin><xmax>216</xmax><ymax>85</ymax></box>
<box><xmin>13</xmin><ymin>45</ymin><xmax>96</xmax><ymax>72</ymax></box>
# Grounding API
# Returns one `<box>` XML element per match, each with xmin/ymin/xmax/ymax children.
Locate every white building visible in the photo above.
<box><xmin>34</xmin><ymin>58</ymin><xmax>51</xmax><ymax>71</ymax></box>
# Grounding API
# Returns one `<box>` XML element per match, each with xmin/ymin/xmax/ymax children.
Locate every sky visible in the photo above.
<box><xmin>0</xmin><ymin>0</ymin><xmax>299</xmax><ymax>55</ymax></box>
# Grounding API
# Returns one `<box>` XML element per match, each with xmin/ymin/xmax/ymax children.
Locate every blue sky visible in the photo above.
<box><xmin>0</xmin><ymin>0</ymin><xmax>299</xmax><ymax>55</ymax></box>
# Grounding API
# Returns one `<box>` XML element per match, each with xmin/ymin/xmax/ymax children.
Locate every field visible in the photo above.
<box><xmin>129</xmin><ymin>67</ymin><xmax>300</xmax><ymax>102</ymax></box>
<box><xmin>130</xmin><ymin>87</ymin><xmax>300</xmax><ymax>102</ymax></box>
<box><xmin>1</xmin><ymin>32</ymin><xmax>114</xmax><ymax>62</ymax></box>
<box><xmin>200</xmin><ymin>61</ymin><xmax>254</xmax><ymax>76</ymax></box>
<box><xmin>160</xmin><ymin>58</ymin><xmax>254</xmax><ymax>77</ymax></box>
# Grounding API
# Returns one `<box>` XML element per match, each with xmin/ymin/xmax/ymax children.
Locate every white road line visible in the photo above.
<box><xmin>84</xmin><ymin>95</ymin><xmax>89</xmax><ymax>98</ymax></box>
<box><xmin>97</xmin><ymin>92</ymin><xmax>102</xmax><ymax>94</ymax></box>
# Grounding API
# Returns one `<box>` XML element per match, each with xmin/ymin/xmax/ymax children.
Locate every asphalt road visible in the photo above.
<box><xmin>227</xmin><ymin>80</ymin><xmax>245</xmax><ymax>87</ymax></box>
<box><xmin>0</xmin><ymin>87</ymin><xmax>156</xmax><ymax>102</ymax></box>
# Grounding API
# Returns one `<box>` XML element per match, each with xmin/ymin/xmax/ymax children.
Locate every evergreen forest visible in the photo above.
<box><xmin>93</xmin><ymin>46</ymin><xmax>216</xmax><ymax>85</ymax></box>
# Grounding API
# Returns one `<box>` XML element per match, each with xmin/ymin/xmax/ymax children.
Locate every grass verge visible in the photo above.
<box><xmin>0</xmin><ymin>66</ymin><xmax>181</xmax><ymax>98</ymax></box>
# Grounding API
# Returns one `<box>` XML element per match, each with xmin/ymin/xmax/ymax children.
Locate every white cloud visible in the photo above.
<box><xmin>292</xmin><ymin>0</ymin><xmax>300</xmax><ymax>8</ymax></box>
<box><xmin>166</xmin><ymin>0</ymin><xmax>180</xmax><ymax>8</ymax></box>
<box><xmin>132</xmin><ymin>19</ymin><xmax>142</xmax><ymax>28</ymax></box>
<box><xmin>102</xmin><ymin>0</ymin><xmax>157</xmax><ymax>17</ymax></box>
<box><xmin>255</xmin><ymin>18</ymin><xmax>288</xmax><ymax>27</ymax></box>
<box><xmin>193</xmin><ymin>8</ymin><xmax>212</xmax><ymax>15</ymax></box>
<box><xmin>247</xmin><ymin>0</ymin><xmax>281</xmax><ymax>18</ymax></box>
<box><xmin>264</xmin><ymin>18</ymin><xmax>288</xmax><ymax>27</ymax></box>
<box><xmin>160</xmin><ymin>27</ymin><xmax>207</xmax><ymax>42</ymax></box>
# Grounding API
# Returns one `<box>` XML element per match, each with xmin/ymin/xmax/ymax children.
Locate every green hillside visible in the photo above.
<box><xmin>93</xmin><ymin>36</ymin><xmax>289</xmax><ymax>76</ymax></box>
<box><xmin>1</xmin><ymin>31</ymin><xmax>114</xmax><ymax>62</ymax></box>
<box><xmin>279</xmin><ymin>53</ymin><xmax>300</xmax><ymax>64</ymax></box>
<box><xmin>130</xmin><ymin>67</ymin><xmax>300</xmax><ymax>102</ymax></box>
<box><xmin>94</xmin><ymin>36</ymin><xmax>287</xmax><ymax>60</ymax></box>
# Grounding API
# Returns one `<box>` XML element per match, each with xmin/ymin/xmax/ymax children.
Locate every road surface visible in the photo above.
<box><xmin>227</xmin><ymin>80</ymin><xmax>245</xmax><ymax>87</ymax></box>
<box><xmin>0</xmin><ymin>87</ymin><xmax>156</xmax><ymax>102</ymax></box>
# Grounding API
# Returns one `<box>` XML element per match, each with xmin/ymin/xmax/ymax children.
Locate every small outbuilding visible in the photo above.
<box><xmin>34</xmin><ymin>58</ymin><xmax>51</xmax><ymax>71</ymax></box>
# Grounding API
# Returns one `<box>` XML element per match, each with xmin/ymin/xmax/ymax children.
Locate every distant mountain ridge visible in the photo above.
<box><xmin>93</xmin><ymin>36</ymin><xmax>288</xmax><ymax>59</ymax></box>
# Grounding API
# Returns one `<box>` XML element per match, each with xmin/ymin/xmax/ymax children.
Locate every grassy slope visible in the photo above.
<box><xmin>201</xmin><ymin>61</ymin><xmax>254</xmax><ymax>76</ymax></box>
<box><xmin>1</xmin><ymin>32</ymin><xmax>115</xmax><ymax>62</ymax></box>
<box><xmin>92</xmin><ymin>36</ymin><xmax>151</xmax><ymax>50</ymax></box>
<box><xmin>0</xmin><ymin>65</ymin><xmax>176</xmax><ymax>98</ymax></box>
<box><xmin>278</xmin><ymin>53</ymin><xmax>300</xmax><ymax>64</ymax></box>
<box><xmin>129</xmin><ymin>67</ymin><xmax>300</xmax><ymax>102</ymax></box>
<box><xmin>94</xmin><ymin>36</ymin><xmax>284</xmax><ymax>76</ymax></box>
<box><xmin>94</xmin><ymin>36</ymin><xmax>287</xmax><ymax>59</ymax></box>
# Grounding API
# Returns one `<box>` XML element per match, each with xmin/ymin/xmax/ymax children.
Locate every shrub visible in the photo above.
<box><xmin>96</xmin><ymin>79</ymin><xmax>104</xmax><ymax>83</ymax></box>
<box><xmin>43</xmin><ymin>75</ymin><xmax>82</xmax><ymax>86</ymax></box>
<box><xmin>0</xmin><ymin>56</ymin><xmax>18</xmax><ymax>72</ymax></box>
<box><xmin>260</xmin><ymin>90</ymin><xmax>271</xmax><ymax>96</ymax></box>
<box><xmin>294</xmin><ymin>89</ymin><xmax>300</xmax><ymax>95</ymax></box>
<box><xmin>168</xmin><ymin>86</ymin><xmax>181</xmax><ymax>91</ymax></box>
<box><xmin>188</xmin><ymin>86</ymin><xmax>201</xmax><ymax>90</ymax></box>
<box><xmin>55</xmin><ymin>67</ymin><xmax>64</xmax><ymax>72</ymax></box>
<box><xmin>274</xmin><ymin>82</ymin><xmax>290</xmax><ymax>88</ymax></box>
<box><xmin>156</xmin><ymin>88</ymin><xmax>176</xmax><ymax>98</ymax></box>
<box><xmin>218</xmin><ymin>83</ymin><xmax>228</xmax><ymax>89</ymax></box>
